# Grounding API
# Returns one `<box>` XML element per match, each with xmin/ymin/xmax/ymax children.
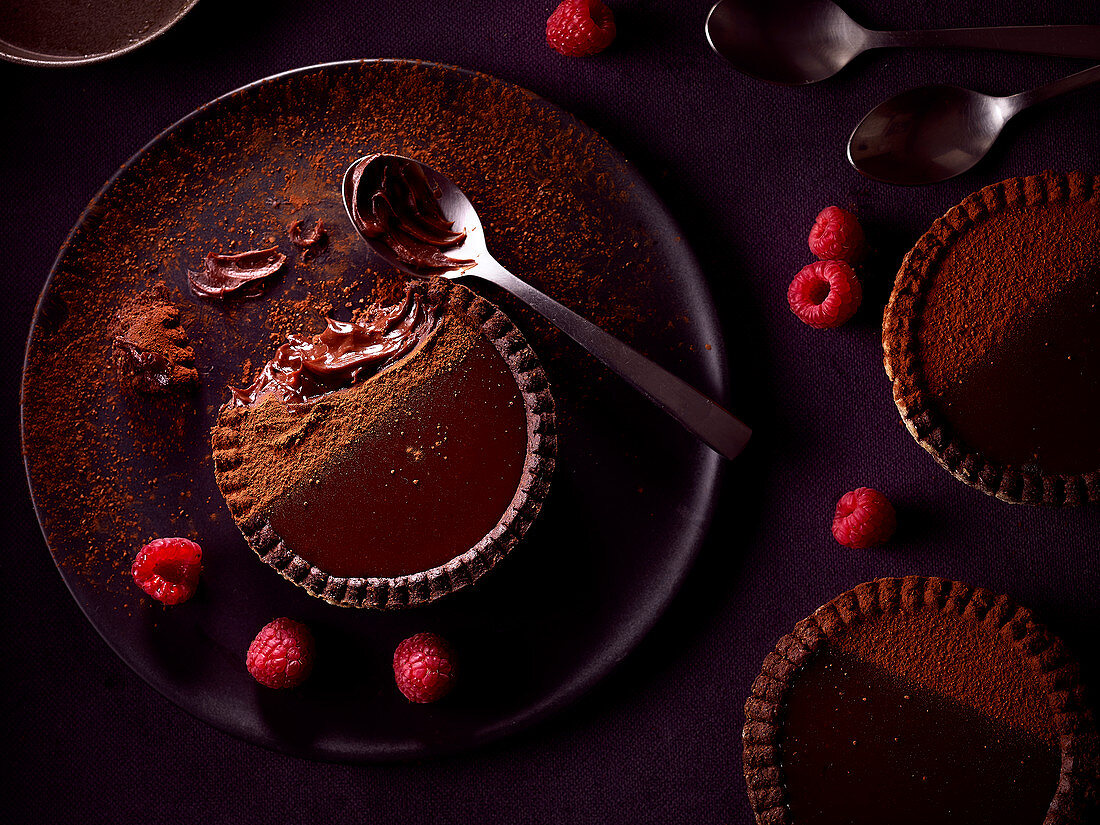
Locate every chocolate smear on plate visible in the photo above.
<box><xmin>188</xmin><ymin>246</ymin><xmax>287</xmax><ymax>299</ymax></box>
<box><xmin>287</xmin><ymin>219</ymin><xmax>327</xmax><ymax>253</ymax></box>
<box><xmin>110</xmin><ymin>286</ymin><xmax>198</xmax><ymax>394</ymax></box>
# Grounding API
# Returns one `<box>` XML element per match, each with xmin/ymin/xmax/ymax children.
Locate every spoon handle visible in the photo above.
<box><xmin>1006</xmin><ymin>63</ymin><xmax>1100</xmax><ymax>112</ymax></box>
<box><xmin>872</xmin><ymin>25</ymin><xmax>1100</xmax><ymax>60</ymax></box>
<box><xmin>473</xmin><ymin>266</ymin><xmax>751</xmax><ymax>461</ymax></box>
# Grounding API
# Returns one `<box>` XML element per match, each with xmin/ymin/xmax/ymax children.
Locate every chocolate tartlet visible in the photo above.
<box><xmin>883</xmin><ymin>171</ymin><xmax>1100</xmax><ymax>505</ymax></box>
<box><xmin>743</xmin><ymin>577</ymin><xmax>1098</xmax><ymax>825</ymax></box>
<box><xmin>211</xmin><ymin>279</ymin><xmax>555</xmax><ymax>608</ymax></box>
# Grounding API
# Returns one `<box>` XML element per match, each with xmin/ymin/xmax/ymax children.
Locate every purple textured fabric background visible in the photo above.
<box><xmin>2</xmin><ymin>1</ymin><xmax>1098</xmax><ymax>823</ymax></box>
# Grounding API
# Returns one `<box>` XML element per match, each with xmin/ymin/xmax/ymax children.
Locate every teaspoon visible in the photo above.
<box><xmin>848</xmin><ymin>64</ymin><xmax>1100</xmax><ymax>185</ymax></box>
<box><xmin>341</xmin><ymin>154</ymin><xmax>752</xmax><ymax>461</ymax></box>
<box><xmin>705</xmin><ymin>0</ymin><xmax>1100</xmax><ymax>85</ymax></box>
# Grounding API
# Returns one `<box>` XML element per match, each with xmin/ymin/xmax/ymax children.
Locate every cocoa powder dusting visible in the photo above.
<box><xmin>110</xmin><ymin>284</ymin><xmax>198</xmax><ymax>393</ymax></box>
<box><xmin>835</xmin><ymin>609</ymin><xmax>1058</xmax><ymax>745</ymax></box>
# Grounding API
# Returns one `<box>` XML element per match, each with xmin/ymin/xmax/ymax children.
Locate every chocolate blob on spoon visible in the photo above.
<box><xmin>350</xmin><ymin>155</ymin><xmax>474</xmax><ymax>272</ymax></box>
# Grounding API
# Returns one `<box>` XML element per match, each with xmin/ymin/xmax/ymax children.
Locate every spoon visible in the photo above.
<box><xmin>705</xmin><ymin>0</ymin><xmax>1100</xmax><ymax>85</ymax></box>
<box><xmin>848</xmin><ymin>64</ymin><xmax>1100</xmax><ymax>185</ymax></box>
<box><xmin>341</xmin><ymin>154</ymin><xmax>752</xmax><ymax>461</ymax></box>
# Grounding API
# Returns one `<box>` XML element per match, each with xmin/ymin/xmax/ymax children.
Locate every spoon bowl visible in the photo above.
<box><xmin>848</xmin><ymin>65</ymin><xmax>1100</xmax><ymax>185</ymax></box>
<box><xmin>848</xmin><ymin>86</ymin><xmax>1010</xmax><ymax>185</ymax></box>
<box><xmin>342</xmin><ymin>153</ymin><xmax>493</xmax><ymax>278</ymax></box>
<box><xmin>705</xmin><ymin>0</ymin><xmax>867</xmax><ymax>85</ymax></box>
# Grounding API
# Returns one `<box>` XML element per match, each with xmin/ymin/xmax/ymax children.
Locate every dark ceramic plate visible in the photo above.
<box><xmin>21</xmin><ymin>60</ymin><xmax>732</xmax><ymax>761</ymax></box>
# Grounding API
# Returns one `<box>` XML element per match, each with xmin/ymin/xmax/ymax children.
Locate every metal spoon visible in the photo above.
<box><xmin>341</xmin><ymin>154</ymin><xmax>751</xmax><ymax>461</ymax></box>
<box><xmin>705</xmin><ymin>0</ymin><xmax>1100</xmax><ymax>85</ymax></box>
<box><xmin>848</xmin><ymin>64</ymin><xmax>1100</xmax><ymax>185</ymax></box>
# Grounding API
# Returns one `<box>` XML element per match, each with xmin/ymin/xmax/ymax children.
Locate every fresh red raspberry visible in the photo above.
<box><xmin>393</xmin><ymin>632</ymin><xmax>456</xmax><ymax>703</ymax></box>
<box><xmin>832</xmin><ymin>487</ymin><xmax>897</xmax><ymax>549</ymax></box>
<box><xmin>808</xmin><ymin>206</ymin><xmax>865</xmax><ymax>263</ymax></box>
<box><xmin>246</xmin><ymin>618</ymin><xmax>315</xmax><ymax>689</ymax></box>
<box><xmin>547</xmin><ymin>0</ymin><xmax>616</xmax><ymax>57</ymax></box>
<box><xmin>787</xmin><ymin>260</ymin><xmax>862</xmax><ymax>329</ymax></box>
<box><xmin>131</xmin><ymin>537</ymin><xmax>202</xmax><ymax>605</ymax></box>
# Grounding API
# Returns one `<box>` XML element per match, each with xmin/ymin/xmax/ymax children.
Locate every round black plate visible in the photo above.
<box><xmin>22</xmin><ymin>60</ymin><xmax>730</xmax><ymax>761</ymax></box>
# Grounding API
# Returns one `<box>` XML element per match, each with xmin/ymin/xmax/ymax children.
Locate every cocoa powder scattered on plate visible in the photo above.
<box><xmin>110</xmin><ymin>284</ymin><xmax>199</xmax><ymax>394</ymax></box>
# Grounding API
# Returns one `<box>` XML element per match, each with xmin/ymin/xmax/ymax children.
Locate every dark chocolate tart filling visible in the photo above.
<box><xmin>743</xmin><ymin>577</ymin><xmax>1098</xmax><ymax>825</ymax></box>
<box><xmin>211</xmin><ymin>280</ymin><xmax>556</xmax><ymax>608</ymax></box>
<box><xmin>883</xmin><ymin>171</ymin><xmax>1100</xmax><ymax>505</ymax></box>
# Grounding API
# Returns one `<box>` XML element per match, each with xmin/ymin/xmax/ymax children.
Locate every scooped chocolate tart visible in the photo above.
<box><xmin>743</xmin><ymin>577</ymin><xmax>1098</xmax><ymax>825</ymax></box>
<box><xmin>211</xmin><ymin>278</ymin><xmax>555</xmax><ymax>608</ymax></box>
<box><xmin>883</xmin><ymin>171</ymin><xmax>1100</xmax><ymax>505</ymax></box>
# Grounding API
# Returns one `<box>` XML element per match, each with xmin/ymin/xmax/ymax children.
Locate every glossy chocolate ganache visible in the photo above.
<box><xmin>781</xmin><ymin>648</ymin><xmax>1059</xmax><ymax>825</ymax></box>
<box><xmin>350</xmin><ymin>155</ymin><xmax>474</xmax><ymax>272</ymax></box>
<box><xmin>232</xmin><ymin>284</ymin><xmax>438</xmax><ymax>406</ymax></box>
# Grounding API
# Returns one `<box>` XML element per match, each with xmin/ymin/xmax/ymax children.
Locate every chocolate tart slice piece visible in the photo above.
<box><xmin>883</xmin><ymin>171</ymin><xmax>1100</xmax><ymax>505</ymax></box>
<box><xmin>211</xmin><ymin>279</ymin><xmax>555</xmax><ymax>608</ymax></box>
<box><xmin>743</xmin><ymin>577</ymin><xmax>1098</xmax><ymax>825</ymax></box>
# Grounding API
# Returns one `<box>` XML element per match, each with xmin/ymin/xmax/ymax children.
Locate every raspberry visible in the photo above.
<box><xmin>787</xmin><ymin>260</ymin><xmax>862</xmax><ymax>329</ymax></box>
<box><xmin>832</xmin><ymin>488</ymin><xmax>897</xmax><ymax>549</ymax></box>
<box><xmin>246</xmin><ymin>618</ymin><xmax>315</xmax><ymax>689</ymax></box>
<box><xmin>808</xmin><ymin>206</ymin><xmax>865</xmax><ymax>263</ymax></box>
<box><xmin>547</xmin><ymin>0</ymin><xmax>616</xmax><ymax>57</ymax></box>
<box><xmin>393</xmin><ymin>632</ymin><xmax>456</xmax><ymax>703</ymax></box>
<box><xmin>131</xmin><ymin>537</ymin><xmax>202</xmax><ymax>605</ymax></box>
